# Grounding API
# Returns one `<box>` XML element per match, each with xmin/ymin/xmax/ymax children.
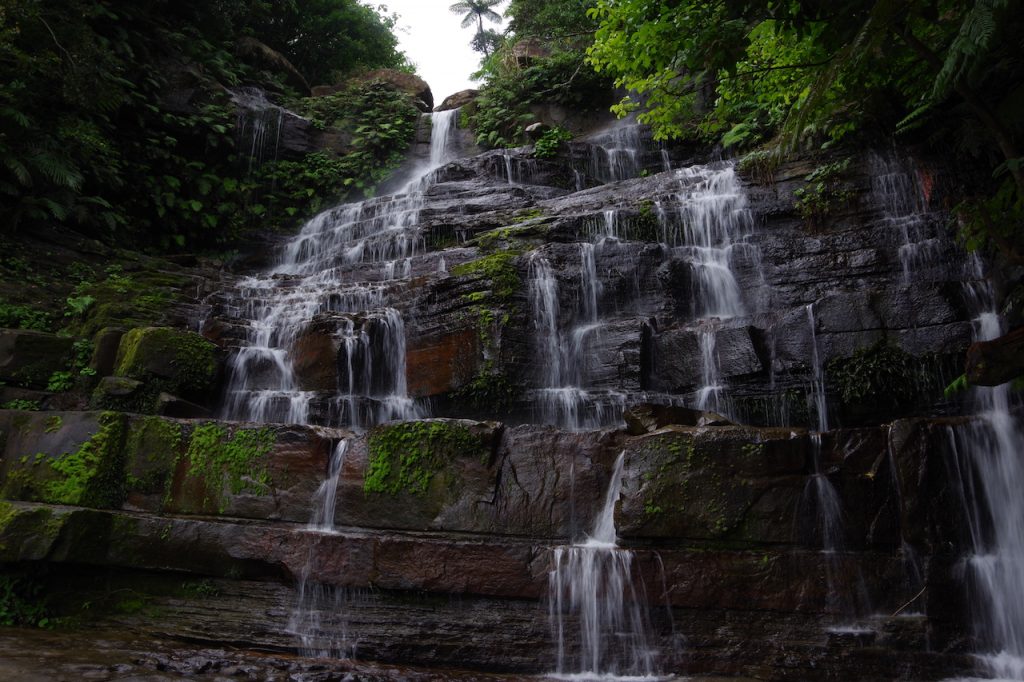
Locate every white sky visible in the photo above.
<box><xmin>375</xmin><ymin>0</ymin><xmax>510</xmax><ymax>105</ymax></box>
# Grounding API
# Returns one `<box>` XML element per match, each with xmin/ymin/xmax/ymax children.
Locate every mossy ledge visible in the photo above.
<box><xmin>364</xmin><ymin>420</ymin><xmax>490</xmax><ymax>496</ymax></box>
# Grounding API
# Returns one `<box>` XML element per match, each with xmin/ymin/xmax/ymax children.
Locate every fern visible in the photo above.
<box><xmin>2</xmin><ymin>157</ymin><xmax>32</xmax><ymax>187</ymax></box>
<box><xmin>895</xmin><ymin>101</ymin><xmax>934</xmax><ymax>136</ymax></box>
<box><xmin>27</xmin><ymin>151</ymin><xmax>83</xmax><ymax>191</ymax></box>
<box><xmin>934</xmin><ymin>0</ymin><xmax>1007</xmax><ymax>98</ymax></box>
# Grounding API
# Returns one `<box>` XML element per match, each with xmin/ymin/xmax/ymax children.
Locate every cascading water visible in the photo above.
<box><xmin>549</xmin><ymin>451</ymin><xmax>658</xmax><ymax>678</ymax></box>
<box><xmin>946</xmin><ymin>261</ymin><xmax>1024</xmax><ymax>680</ymax></box>
<box><xmin>231</xmin><ymin>87</ymin><xmax>285</xmax><ymax>173</ymax></box>
<box><xmin>658</xmin><ymin>164</ymin><xmax>758</xmax><ymax>414</ymax></box>
<box><xmin>219</xmin><ymin>109</ymin><xmax>462</xmax><ymax>430</ymax></box>
<box><xmin>868</xmin><ymin>151</ymin><xmax>947</xmax><ymax>284</ymax></box>
<box><xmin>528</xmin><ymin>161</ymin><xmax>760</xmax><ymax>429</ymax></box>
<box><xmin>246</xmin><ymin>111</ymin><xmax>461</xmax><ymax>657</ymax></box>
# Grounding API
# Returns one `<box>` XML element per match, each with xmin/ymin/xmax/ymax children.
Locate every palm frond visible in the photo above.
<box><xmin>461</xmin><ymin>13</ymin><xmax>476</xmax><ymax>28</ymax></box>
<box><xmin>896</xmin><ymin>101</ymin><xmax>933</xmax><ymax>136</ymax></box>
<box><xmin>482</xmin><ymin>9</ymin><xmax>502</xmax><ymax>24</ymax></box>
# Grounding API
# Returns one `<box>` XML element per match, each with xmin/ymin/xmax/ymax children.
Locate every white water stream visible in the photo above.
<box><xmin>221</xmin><ymin>109</ymin><xmax>461</xmax><ymax>429</ymax></box>
<box><xmin>549</xmin><ymin>451</ymin><xmax>659</xmax><ymax>679</ymax></box>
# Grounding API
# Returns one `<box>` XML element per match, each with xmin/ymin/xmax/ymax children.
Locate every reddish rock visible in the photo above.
<box><xmin>405</xmin><ymin>327</ymin><xmax>479</xmax><ymax>398</ymax></box>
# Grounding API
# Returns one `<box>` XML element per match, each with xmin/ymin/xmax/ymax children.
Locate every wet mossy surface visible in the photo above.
<box><xmin>364</xmin><ymin>420</ymin><xmax>490</xmax><ymax>496</ymax></box>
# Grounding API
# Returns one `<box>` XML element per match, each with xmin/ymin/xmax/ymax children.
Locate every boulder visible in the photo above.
<box><xmin>525</xmin><ymin>122</ymin><xmax>550</xmax><ymax>141</ymax></box>
<box><xmin>89</xmin><ymin>327</ymin><xmax>126</xmax><ymax>377</ymax></box>
<box><xmin>436</xmin><ymin>89</ymin><xmax>478</xmax><ymax>112</ymax></box>
<box><xmin>512</xmin><ymin>38</ymin><xmax>551</xmax><ymax>66</ymax></box>
<box><xmin>114</xmin><ymin>327</ymin><xmax>219</xmax><ymax>401</ymax></box>
<box><xmin>965</xmin><ymin>326</ymin><xmax>1024</xmax><ymax>386</ymax></box>
<box><xmin>0</xmin><ymin>329</ymin><xmax>74</xmax><ymax>389</ymax></box>
<box><xmin>357</xmin><ymin>69</ymin><xmax>433</xmax><ymax>111</ymax></box>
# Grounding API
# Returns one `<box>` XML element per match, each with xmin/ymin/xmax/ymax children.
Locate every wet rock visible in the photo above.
<box><xmin>0</xmin><ymin>329</ymin><xmax>74</xmax><ymax>389</ymax></box>
<box><xmin>623</xmin><ymin>403</ymin><xmax>734</xmax><ymax>435</ymax></box>
<box><xmin>618</xmin><ymin>425</ymin><xmax>808</xmax><ymax>542</ymax></box>
<box><xmin>357</xmin><ymin>69</ymin><xmax>433</xmax><ymax>111</ymax></box>
<box><xmin>89</xmin><ymin>327</ymin><xmax>125</xmax><ymax>377</ymax></box>
<box><xmin>155</xmin><ymin>392</ymin><xmax>210</xmax><ymax>418</ymax></box>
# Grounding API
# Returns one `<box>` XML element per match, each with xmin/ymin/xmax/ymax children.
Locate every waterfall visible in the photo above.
<box><xmin>948</xmin><ymin>261</ymin><xmax>1024</xmax><ymax>680</ymax></box>
<box><xmin>868</xmin><ymin>152</ymin><xmax>946</xmax><ymax>284</ymax></box>
<box><xmin>219</xmin><ymin>110</ymin><xmax>461</xmax><ymax>429</ymax></box>
<box><xmin>549</xmin><ymin>451</ymin><xmax>658</xmax><ymax>678</ymax></box>
<box><xmin>660</xmin><ymin>163</ymin><xmax>758</xmax><ymax>415</ymax></box>
<box><xmin>308</xmin><ymin>440</ymin><xmax>348</xmax><ymax>532</ymax></box>
<box><xmin>231</xmin><ymin>87</ymin><xmax>285</xmax><ymax>172</ymax></box>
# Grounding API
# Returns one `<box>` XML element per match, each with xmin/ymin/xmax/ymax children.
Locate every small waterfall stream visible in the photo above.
<box><xmin>549</xmin><ymin>451</ymin><xmax>658</xmax><ymax>678</ymax></box>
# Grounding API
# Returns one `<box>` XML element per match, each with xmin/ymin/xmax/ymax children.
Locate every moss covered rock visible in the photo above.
<box><xmin>114</xmin><ymin>327</ymin><xmax>219</xmax><ymax>401</ymax></box>
<box><xmin>0</xmin><ymin>410</ymin><xmax>129</xmax><ymax>509</ymax></box>
<box><xmin>0</xmin><ymin>329</ymin><xmax>74</xmax><ymax>389</ymax></box>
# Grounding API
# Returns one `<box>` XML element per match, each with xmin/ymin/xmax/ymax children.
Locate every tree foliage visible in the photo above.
<box><xmin>0</xmin><ymin>0</ymin><xmax>412</xmax><ymax>251</ymax></box>
<box><xmin>584</xmin><ymin>0</ymin><xmax>1024</xmax><ymax>257</ymax></box>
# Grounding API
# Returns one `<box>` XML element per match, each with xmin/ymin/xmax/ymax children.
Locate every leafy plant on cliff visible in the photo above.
<box><xmin>826</xmin><ymin>343</ymin><xmax>932</xmax><ymax>413</ymax></box>
<box><xmin>793</xmin><ymin>159</ymin><xmax>855</xmax><ymax>226</ymax></box>
<box><xmin>0</xmin><ymin>573</ymin><xmax>51</xmax><ymax>628</ymax></box>
<box><xmin>533</xmin><ymin>126</ymin><xmax>573</xmax><ymax>158</ymax></box>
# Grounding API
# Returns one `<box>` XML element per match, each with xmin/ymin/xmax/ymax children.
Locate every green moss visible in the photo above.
<box><xmin>124</xmin><ymin>416</ymin><xmax>182</xmax><ymax>494</ymax></box>
<box><xmin>43</xmin><ymin>416</ymin><xmax>63</xmax><ymax>434</ymax></box>
<box><xmin>182</xmin><ymin>423</ymin><xmax>274</xmax><ymax>511</ymax></box>
<box><xmin>737</xmin><ymin>147</ymin><xmax>782</xmax><ymax>184</ymax></box>
<box><xmin>114</xmin><ymin>327</ymin><xmax>218</xmax><ymax>398</ymax></box>
<box><xmin>0</xmin><ymin>501</ymin><xmax>15</xmax><ymax>534</ymax></box>
<box><xmin>793</xmin><ymin>158</ymin><xmax>855</xmax><ymax>225</ymax></box>
<box><xmin>451</xmin><ymin>252</ymin><xmax>522</xmax><ymax>301</ymax></box>
<box><xmin>451</xmin><ymin>306</ymin><xmax>520</xmax><ymax>413</ymax></box>
<box><xmin>364</xmin><ymin>421</ymin><xmax>487</xmax><ymax>496</ymax></box>
<box><xmin>45</xmin><ymin>412</ymin><xmax>128</xmax><ymax>508</ymax></box>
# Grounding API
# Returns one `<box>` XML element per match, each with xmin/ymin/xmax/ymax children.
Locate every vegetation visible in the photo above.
<box><xmin>451</xmin><ymin>252</ymin><xmax>522</xmax><ymax>301</ymax></box>
<box><xmin>0</xmin><ymin>572</ymin><xmax>51</xmax><ymax>627</ymax></box>
<box><xmin>0</xmin><ymin>0</ymin><xmax>413</xmax><ymax>252</ymax></box>
<box><xmin>533</xmin><ymin>126</ymin><xmax>573</xmax><ymax>158</ymax></box>
<box><xmin>45</xmin><ymin>412</ymin><xmax>128</xmax><ymax>508</ymax></box>
<box><xmin>182</xmin><ymin>424</ymin><xmax>274</xmax><ymax>511</ymax></box>
<box><xmin>466</xmin><ymin>0</ymin><xmax>610</xmax><ymax>148</ymax></box>
<box><xmin>583</xmin><ymin>0</ymin><xmax>1023</xmax><ymax>259</ymax></box>
<box><xmin>450</xmin><ymin>0</ymin><xmax>504</xmax><ymax>56</ymax></box>
<box><xmin>364</xmin><ymin>421</ymin><xmax>488</xmax><ymax>496</ymax></box>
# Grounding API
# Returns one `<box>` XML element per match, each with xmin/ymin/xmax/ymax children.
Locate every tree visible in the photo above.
<box><xmin>449</xmin><ymin>0</ymin><xmax>503</xmax><ymax>55</ymax></box>
<box><xmin>585</xmin><ymin>0</ymin><xmax>1024</xmax><ymax>259</ymax></box>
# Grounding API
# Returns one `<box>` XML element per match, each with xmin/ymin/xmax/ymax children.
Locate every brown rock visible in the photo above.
<box><xmin>405</xmin><ymin>328</ymin><xmax>479</xmax><ymax>398</ymax></box>
<box><xmin>436</xmin><ymin>89</ymin><xmax>478</xmax><ymax>112</ymax></box>
<box><xmin>965</xmin><ymin>325</ymin><xmax>1024</xmax><ymax>386</ymax></box>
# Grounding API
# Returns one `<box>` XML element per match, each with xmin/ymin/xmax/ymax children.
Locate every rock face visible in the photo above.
<box><xmin>0</xmin><ymin>123</ymin><xmax>1015</xmax><ymax>680</ymax></box>
<box><xmin>0</xmin><ymin>411</ymin><xmax>989</xmax><ymax>678</ymax></box>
